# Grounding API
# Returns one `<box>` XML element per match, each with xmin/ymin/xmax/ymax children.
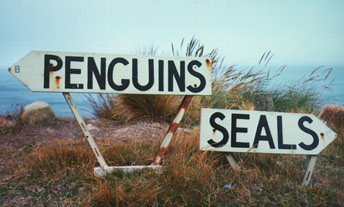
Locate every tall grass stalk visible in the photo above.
<box><xmin>88</xmin><ymin>38</ymin><xmax>333</xmax><ymax>125</ymax></box>
<box><xmin>88</xmin><ymin>38</ymin><xmax>270</xmax><ymax>124</ymax></box>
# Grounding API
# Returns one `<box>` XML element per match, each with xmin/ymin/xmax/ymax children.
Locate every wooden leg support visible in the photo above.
<box><xmin>225</xmin><ymin>153</ymin><xmax>239</xmax><ymax>171</ymax></box>
<box><xmin>302</xmin><ymin>155</ymin><xmax>318</xmax><ymax>186</ymax></box>
<box><xmin>224</xmin><ymin>152</ymin><xmax>318</xmax><ymax>186</ymax></box>
<box><xmin>63</xmin><ymin>92</ymin><xmax>108</xmax><ymax>169</ymax></box>
<box><xmin>152</xmin><ymin>96</ymin><xmax>193</xmax><ymax>165</ymax></box>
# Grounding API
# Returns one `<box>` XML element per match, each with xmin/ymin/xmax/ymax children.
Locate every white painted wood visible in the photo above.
<box><xmin>302</xmin><ymin>155</ymin><xmax>318</xmax><ymax>186</ymax></box>
<box><xmin>225</xmin><ymin>153</ymin><xmax>239</xmax><ymax>170</ymax></box>
<box><xmin>94</xmin><ymin>165</ymin><xmax>163</xmax><ymax>177</ymax></box>
<box><xmin>9</xmin><ymin>51</ymin><xmax>212</xmax><ymax>95</ymax></box>
<box><xmin>200</xmin><ymin>108</ymin><xmax>336</xmax><ymax>155</ymax></box>
<box><xmin>63</xmin><ymin>92</ymin><xmax>108</xmax><ymax>168</ymax></box>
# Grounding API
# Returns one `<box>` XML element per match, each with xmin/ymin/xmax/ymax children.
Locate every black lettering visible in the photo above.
<box><xmin>231</xmin><ymin>114</ymin><xmax>250</xmax><ymax>148</ymax></box>
<box><xmin>108</xmin><ymin>58</ymin><xmax>130</xmax><ymax>91</ymax></box>
<box><xmin>158</xmin><ymin>60</ymin><xmax>164</xmax><ymax>91</ymax></box>
<box><xmin>65</xmin><ymin>56</ymin><xmax>84</xmax><ymax>89</ymax></box>
<box><xmin>186</xmin><ymin>60</ymin><xmax>206</xmax><ymax>93</ymax></box>
<box><xmin>207</xmin><ymin>112</ymin><xmax>229</xmax><ymax>148</ymax></box>
<box><xmin>277</xmin><ymin>116</ymin><xmax>296</xmax><ymax>149</ymax></box>
<box><xmin>168</xmin><ymin>60</ymin><xmax>185</xmax><ymax>92</ymax></box>
<box><xmin>253</xmin><ymin>115</ymin><xmax>275</xmax><ymax>149</ymax></box>
<box><xmin>298</xmin><ymin>116</ymin><xmax>319</xmax><ymax>150</ymax></box>
<box><xmin>132</xmin><ymin>58</ymin><xmax>154</xmax><ymax>91</ymax></box>
<box><xmin>44</xmin><ymin>55</ymin><xmax>63</xmax><ymax>88</ymax></box>
<box><xmin>87</xmin><ymin>57</ymin><xmax>106</xmax><ymax>89</ymax></box>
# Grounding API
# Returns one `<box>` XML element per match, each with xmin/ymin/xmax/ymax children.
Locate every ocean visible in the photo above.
<box><xmin>0</xmin><ymin>68</ymin><xmax>95</xmax><ymax>117</ymax></box>
<box><xmin>0</xmin><ymin>65</ymin><xmax>343</xmax><ymax>117</ymax></box>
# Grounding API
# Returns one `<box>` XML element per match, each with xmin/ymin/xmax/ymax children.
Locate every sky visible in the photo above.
<box><xmin>1</xmin><ymin>0</ymin><xmax>344</xmax><ymax>68</ymax></box>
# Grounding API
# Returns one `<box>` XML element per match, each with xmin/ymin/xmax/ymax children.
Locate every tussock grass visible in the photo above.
<box><xmin>200</xmin><ymin>65</ymin><xmax>263</xmax><ymax>110</ymax></box>
<box><xmin>87</xmin><ymin>91</ymin><xmax>182</xmax><ymax>123</ymax></box>
<box><xmin>88</xmin><ymin>38</ymin><xmax>266</xmax><ymax>125</ymax></box>
<box><xmin>89</xmin><ymin>38</ymin><xmax>333</xmax><ymax>125</ymax></box>
<box><xmin>269</xmin><ymin>66</ymin><xmax>333</xmax><ymax>114</ymax></box>
<box><xmin>2</xmin><ymin>125</ymin><xmax>343</xmax><ymax>206</ymax></box>
<box><xmin>87</xmin><ymin>130</ymin><xmax>342</xmax><ymax>206</ymax></box>
<box><xmin>0</xmin><ymin>104</ymin><xmax>23</xmax><ymax>135</ymax></box>
<box><xmin>24</xmin><ymin>139</ymin><xmax>96</xmax><ymax>178</ymax></box>
<box><xmin>89</xmin><ymin>130</ymin><xmax>232</xmax><ymax>207</ymax></box>
<box><xmin>87</xmin><ymin>44</ymin><xmax>181</xmax><ymax>123</ymax></box>
<box><xmin>103</xmin><ymin>138</ymin><xmax>160</xmax><ymax>166</ymax></box>
<box><xmin>271</xmin><ymin>85</ymin><xmax>321</xmax><ymax>114</ymax></box>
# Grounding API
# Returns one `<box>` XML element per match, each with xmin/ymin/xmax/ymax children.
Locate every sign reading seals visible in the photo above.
<box><xmin>9</xmin><ymin>51</ymin><xmax>212</xmax><ymax>95</ymax></box>
<box><xmin>200</xmin><ymin>109</ymin><xmax>336</xmax><ymax>155</ymax></box>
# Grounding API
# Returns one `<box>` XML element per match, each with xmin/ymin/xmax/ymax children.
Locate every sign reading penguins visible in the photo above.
<box><xmin>200</xmin><ymin>109</ymin><xmax>336</xmax><ymax>155</ymax></box>
<box><xmin>9</xmin><ymin>51</ymin><xmax>212</xmax><ymax>95</ymax></box>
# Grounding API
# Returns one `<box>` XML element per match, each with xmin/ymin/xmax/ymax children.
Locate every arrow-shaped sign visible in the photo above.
<box><xmin>8</xmin><ymin>51</ymin><xmax>212</xmax><ymax>95</ymax></box>
<box><xmin>200</xmin><ymin>108</ymin><xmax>337</xmax><ymax>155</ymax></box>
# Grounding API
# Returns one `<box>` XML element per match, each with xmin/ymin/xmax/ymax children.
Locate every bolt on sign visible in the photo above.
<box><xmin>200</xmin><ymin>109</ymin><xmax>336</xmax><ymax>155</ymax></box>
<box><xmin>8</xmin><ymin>51</ymin><xmax>212</xmax><ymax>95</ymax></box>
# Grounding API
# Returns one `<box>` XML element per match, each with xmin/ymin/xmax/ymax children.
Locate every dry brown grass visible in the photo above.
<box><xmin>86</xmin><ymin>129</ymin><xmax>342</xmax><ymax>206</ymax></box>
<box><xmin>88</xmin><ymin>38</ymin><xmax>265</xmax><ymax>125</ymax></box>
<box><xmin>1</xmin><ymin>123</ymin><xmax>343</xmax><ymax>206</ymax></box>
<box><xmin>89</xmin><ymin>130</ymin><xmax>231</xmax><ymax>207</ymax></box>
<box><xmin>0</xmin><ymin>104</ymin><xmax>23</xmax><ymax>135</ymax></box>
<box><xmin>88</xmin><ymin>94</ymin><xmax>183</xmax><ymax>123</ymax></box>
<box><xmin>200</xmin><ymin>65</ymin><xmax>262</xmax><ymax>110</ymax></box>
<box><xmin>103</xmin><ymin>137</ymin><xmax>160</xmax><ymax>166</ymax></box>
<box><xmin>24</xmin><ymin>139</ymin><xmax>96</xmax><ymax>179</ymax></box>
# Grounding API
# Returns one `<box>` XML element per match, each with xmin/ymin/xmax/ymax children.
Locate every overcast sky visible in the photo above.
<box><xmin>1</xmin><ymin>0</ymin><xmax>343</xmax><ymax>68</ymax></box>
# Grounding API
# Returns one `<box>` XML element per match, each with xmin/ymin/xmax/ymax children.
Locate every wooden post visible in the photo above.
<box><xmin>152</xmin><ymin>96</ymin><xmax>193</xmax><ymax>165</ymax></box>
<box><xmin>302</xmin><ymin>155</ymin><xmax>318</xmax><ymax>186</ymax></box>
<box><xmin>225</xmin><ymin>153</ymin><xmax>239</xmax><ymax>170</ymax></box>
<box><xmin>63</xmin><ymin>93</ymin><xmax>108</xmax><ymax>169</ymax></box>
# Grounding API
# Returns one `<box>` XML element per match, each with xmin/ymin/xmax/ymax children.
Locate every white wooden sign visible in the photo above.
<box><xmin>9</xmin><ymin>51</ymin><xmax>212</xmax><ymax>95</ymax></box>
<box><xmin>200</xmin><ymin>108</ymin><xmax>336</xmax><ymax>155</ymax></box>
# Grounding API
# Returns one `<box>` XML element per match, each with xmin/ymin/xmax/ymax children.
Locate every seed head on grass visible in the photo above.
<box><xmin>88</xmin><ymin>38</ymin><xmax>265</xmax><ymax>125</ymax></box>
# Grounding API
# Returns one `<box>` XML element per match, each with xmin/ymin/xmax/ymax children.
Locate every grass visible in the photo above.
<box><xmin>88</xmin><ymin>38</ymin><xmax>266</xmax><ymax>125</ymax></box>
<box><xmin>0</xmin><ymin>104</ymin><xmax>23</xmax><ymax>135</ymax></box>
<box><xmin>268</xmin><ymin>66</ymin><xmax>333</xmax><ymax>114</ymax></box>
<box><xmin>1</xmin><ymin>127</ymin><xmax>342</xmax><ymax>206</ymax></box>
<box><xmin>271</xmin><ymin>85</ymin><xmax>321</xmax><ymax>114</ymax></box>
<box><xmin>88</xmin><ymin>39</ymin><xmax>333</xmax><ymax>125</ymax></box>
<box><xmin>88</xmin><ymin>94</ymin><xmax>181</xmax><ymax>123</ymax></box>
<box><xmin>24</xmin><ymin>139</ymin><xmax>96</xmax><ymax>178</ymax></box>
